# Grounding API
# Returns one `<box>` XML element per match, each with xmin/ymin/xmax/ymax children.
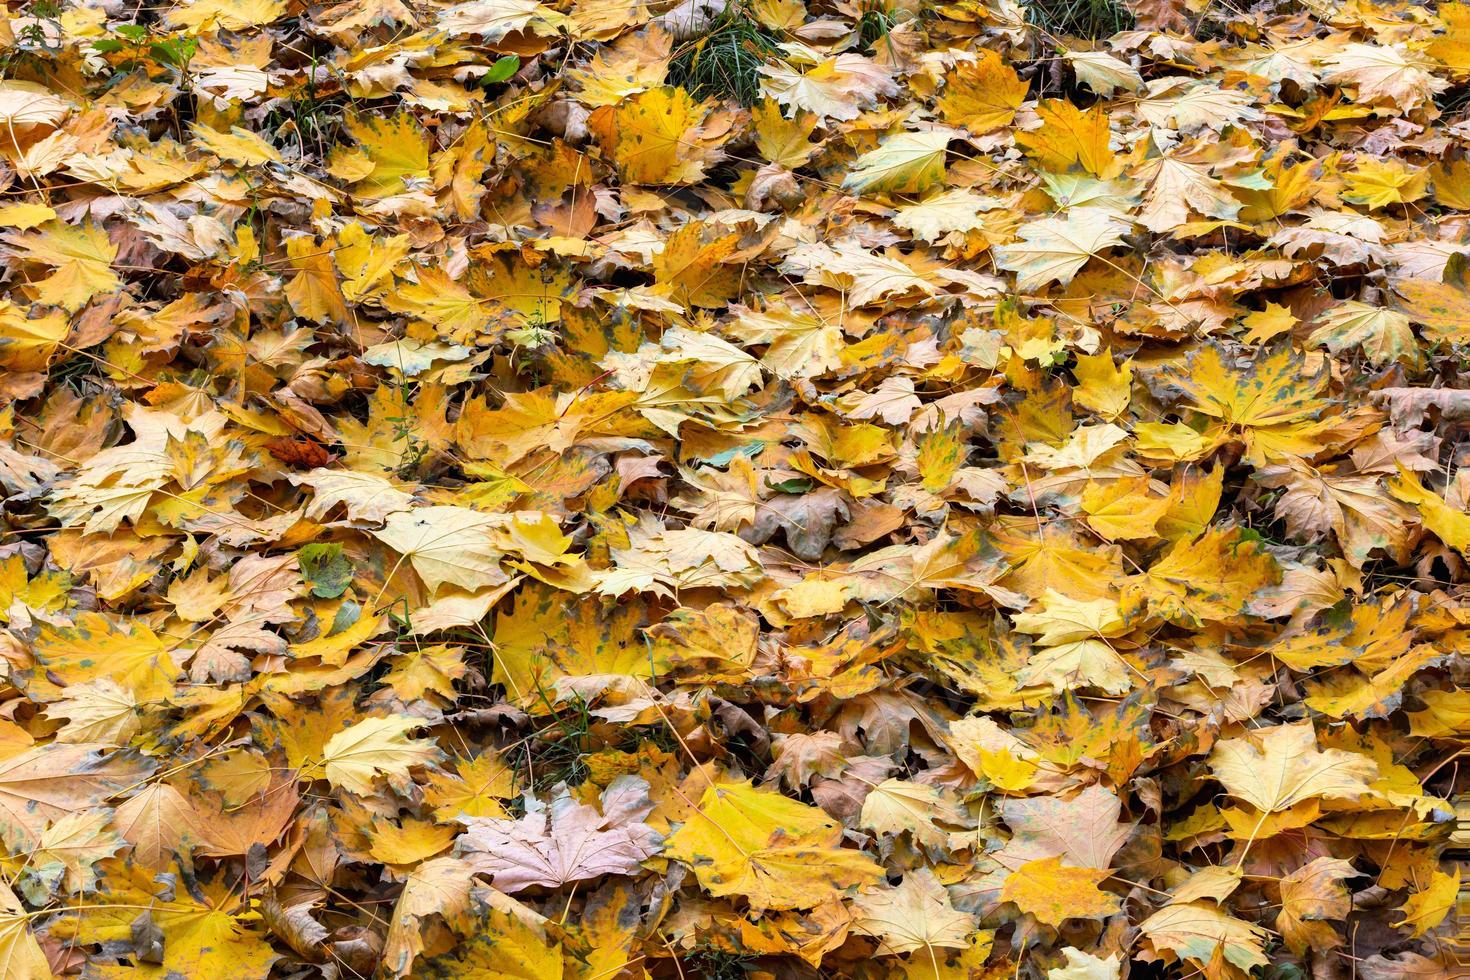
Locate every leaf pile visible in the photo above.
<box><xmin>0</xmin><ymin>0</ymin><xmax>1465</xmax><ymax>976</ymax></box>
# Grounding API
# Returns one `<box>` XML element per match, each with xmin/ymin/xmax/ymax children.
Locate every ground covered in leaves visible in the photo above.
<box><xmin>0</xmin><ymin>0</ymin><xmax>1466</xmax><ymax>975</ymax></box>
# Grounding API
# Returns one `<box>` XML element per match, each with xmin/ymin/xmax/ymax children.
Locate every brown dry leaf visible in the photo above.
<box><xmin>0</xmin><ymin>744</ymin><xmax>152</xmax><ymax>848</ymax></box>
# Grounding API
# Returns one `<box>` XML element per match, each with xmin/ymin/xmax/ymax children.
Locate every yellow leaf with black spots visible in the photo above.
<box><xmin>333</xmin><ymin>111</ymin><xmax>431</xmax><ymax>198</ymax></box>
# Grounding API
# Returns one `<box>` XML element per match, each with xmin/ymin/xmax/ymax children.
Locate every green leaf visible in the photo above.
<box><xmin>299</xmin><ymin>542</ymin><xmax>352</xmax><ymax>599</ymax></box>
<box><xmin>482</xmin><ymin>55</ymin><xmax>521</xmax><ymax>85</ymax></box>
<box><xmin>150</xmin><ymin>37</ymin><xmax>197</xmax><ymax>68</ymax></box>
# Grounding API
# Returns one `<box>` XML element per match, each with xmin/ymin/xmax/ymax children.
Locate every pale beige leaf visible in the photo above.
<box><xmin>994</xmin><ymin>208</ymin><xmax>1128</xmax><ymax>292</ymax></box>
<box><xmin>1209</xmin><ymin>722</ymin><xmax>1377</xmax><ymax>813</ymax></box>
<box><xmin>853</xmin><ymin>869</ymin><xmax>976</xmax><ymax>955</ymax></box>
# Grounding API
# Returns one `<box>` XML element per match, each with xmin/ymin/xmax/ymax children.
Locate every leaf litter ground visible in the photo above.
<box><xmin>0</xmin><ymin>0</ymin><xmax>1465</xmax><ymax>977</ymax></box>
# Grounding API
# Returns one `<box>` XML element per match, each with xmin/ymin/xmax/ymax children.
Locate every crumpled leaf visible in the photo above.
<box><xmin>1276</xmin><ymin>857</ymin><xmax>1358</xmax><ymax>954</ymax></box>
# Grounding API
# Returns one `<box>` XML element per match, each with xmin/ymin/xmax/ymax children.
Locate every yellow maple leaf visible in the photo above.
<box><xmin>471</xmin><ymin>253</ymin><xmax>573</xmax><ymax>328</ymax></box>
<box><xmin>1394</xmin><ymin>252</ymin><xmax>1470</xmax><ymax>342</ymax></box>
<box><xmin>1323</xmin><ymin>42</ymin><xmax>1448</xmax><ymax>109</ymax></box>
<box><xmin>168</xmin><ymin>0</ymin><xmax>284</xmax><ymax>28</ymax></box>
<box><xmin>1234</xmin><ymin>153</ymin><xmax>1320</xmax><ymax>222</ymax></box>
<box><xmin>1430</xmin><ymin>3</ymin><xmax>1470</xmax><ymax>77</ymax></box>
<box><xmin>1342</xmin><ymin>158</ymin><xmax>1428</xmax><ymax>209</ymax></box>
<box><xmin>859</xmin><ymin>778</ymin><xmax>967</xmax><ymax>848</ymax></box>
<box><xmin>978</xmin><ymin>748</ymin><xmax>1041</xmax><ymax>793</ymax></box>
<box><xmin>423</xmin><ymin>754</ymin><xmax>515</xmax><ymax>820</ymax></box>
<box><xmin>664</xmin><ymin>780</ymin><xmax>881</xmax><ymax>910</ymax></box>
<box><xmin>1000</xmin><ymin>856</ymin><xmax>1119</xmax><ymax>928</ymax></box>
<box><xmin>57</xmin><ymin>862</ymin><xmax>279</xmax><ymax>976</ymax></box>
<box><xmin>408</xmin><ymin>892</ymin><xmax>562</xmax><ymax>977</ymax></box>
<box><xmin>0</xmin><ymin>880</ymin><xmax>50</xmax><ymax>978</ymax></box>
<box><xmin>1388</xmin><ymin>466</ymin><xmax>1470</xmax><ymax>554</ymax></box>
<box><xmin>1124</xmin><ymin>526</ymin><xmax>1280</xmax><ymax>626</ymax></box>
<box><xmin>1081</xmin><ymin>477</ymin><xmax>1170</xmax><ymax>541</ymax></box>
<box><xmin>31</xmin><ymin>612</ymin><xmax>183</xmax><ymax>703</ymax></box>
<box><xmin>1210</xmin><ymin>722</ymin><xmax>1376</xmax><ymax>815</ymax></box>
<box><xmin>289</xmin><ymin>608</ymin><xmax>384</xmax><ymax>666</ymax></box>
<box><xmin>334</xmin><ymin>222</ymin><xmax>409</xmax><ymax>303</ymax></box>
<box><xmin>383</xmin><ymin>856</ymin><xmax>475</xmax><ymax>975</ymax></box>
<box><xmin>319</xmin><ymin>715</ymin><xmax>441</xmax><ymax>794</ymax></box>
<box><xmin>651</xmin><ymin>222</ymin><xmax>742</xmax><ymax>309</ymax></box>
<box><xmin>0</xmin><ymin>202</ymin><xmax>57</xmax><ymax>230</ymax></box>
<box><xmin>995</xmin><ymin>208</ymin><xmax>1128</xmax><ymax>292</ymax></box>
<box><xmin>0</xmin><ymin>303</ymin><xmax>68</xmax><ymax>373</ymax></box>
<box><xmin>1071</xmin><ymin>349</ymin><xmax>1132</xmax><ymax>419</ymax></box>
<box><xmin>1273</xmin><ymin>857</ymin><xmax>1356</xmax><ymax>954</ymax></box>
<box><xmin>384</xmin><ymin>266</ymin><xmax>497</xmax><ymax>342</ymax></box>
<box><xmin>724</xmin><ymin>304</ymin><xmax>844</xmax><ymax>380</ymax></box>
<box><xmin>842</xmin><ymin>130</ymin><xmax>950</xmax><ymax>195</ymax></box>
<box><xmin>594</xmin><ymin>86</ymin><xmax>716</xmax><ymax>186</ymax></box>
<box><xmin>371</xmin><ymin>505</ymin><xmax>512</xmax><ymax>595</ymax></box>
<box><xmin>853</xmin><ymin>869</ymin><xmax>976</xmax><ymax>956</ymax></box>
<box><xmin>1306</xmin><ymin>300</ymin><xmax>1419</xmax><ymax>367</ymax></box>
<box><xmin>284</xmin><ymin>233</ymin><xmax>347</xmax><ymax>325</ymax></box>
<box><xmin>383</xmin><ymin>644</ymin><xmax>468</xmax><ymax>703</ymax></box>
<box><xmin>112</xmin><ymin>782</ymin><xmax>212</xmax><ymax>872</ymax></box>
<box><xmin>491</xmin><ymin>583</ymin><xmax>650</xmax><ymax>707</ymax></box>
<box><xmin>190</xmin><ymin>122</ymin><xmax>282</xmax><ymax>165</ymax></box>
<box><xmin>1166</xmin><ymin>344</ymin><xmax>1335</xmax><ymax>464</ymax></box>
<box><xmin>0</xmin><ymin>743</ymin><xmax>153</xmax><ymax>849</ymax></box>
<box><xmin>1016</xmin><ymin>101</ymin><xmax>1122</xmax><ymax>178</ymax></box>
<box><xmin>5</xmin><ymin>221</ymin><xmax>120</xmax><ymax>311</ymax></box>
<box><xmin>1012</xmin><ymin>589</ymin><xmax>1134</xmax><ymax>695</ymax></box>
<box><xmin>759</xmin><ymin>53</ymin><xmax>897</xmax><ymax>121</ymax></box>
<box><xmin>751</xmin><ymin>96</ymin><xmax>820</xmax><ymax>167</ymax></box>
<box><xmin>1140</xmin><ymin>902</ymin><xmax>1268</xmax><ymax>974</ymax></box>
<box><xmin>1407</xmin><ymin>689</ymin><xmax>1470</xmax><ymax>738</ymax></box>
<box><xmin>936</xmin><ymin>49</ymin><xmax>1028</xmax><ymax>133</ymax></box>
<box><xmin>331</xmin><ymin>111</ymin><xmax>430</xmax><ymax>198</ymax></box>
<box><xmin>1393</xmin><ymin>868</ymin><xmax>1458</xmax><ymax>938</ymax></box>
<box><xmin>368</xmin><ymin>815</ymin><xmax>457</xmax><ymax>866</ymax></box>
